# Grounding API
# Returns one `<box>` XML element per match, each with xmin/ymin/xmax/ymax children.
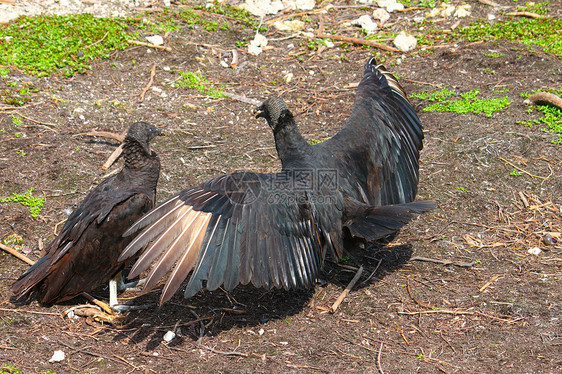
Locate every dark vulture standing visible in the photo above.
<box><xmin>11</xmin><ymin>122</ymin><xmax>162</xmax><ymax>309</ymax></box>
<box><xmin>120</xmin><ymin>58</ymin><xmax>435</xmax><ymax>304</ymax></box>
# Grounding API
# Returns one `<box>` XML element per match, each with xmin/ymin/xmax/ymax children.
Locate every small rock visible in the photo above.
<box><xmin>351</xmin><ymin>15</ymin><xmax>378</xmax><ymax>35</ymax></box>
<box><xmin>248</xmin><ymin>34</ymin><xmax>268</xmax><ymax>56</ymax></box>
<box><xmin>151</xmin><ymin>86</ymin><xmax>162</xmax><ymax>93</ymax></box>
<box><xmin>242</xmin><ymin>0</ymin><xmax>285</xmax><ymax>16</ymax></box>
<box><xmin>145</xmin><ymin>35</ymin><xmax>164</xmax><ymax>46</ymax></box>
<box><xmin>442</xmin><ymin>5</ymin><xmax>456</xmax><ymax>17</ymax></box>
<box><xmin>49</xmin><ymin>350</ymin><xmax>65</xmax><ymax>363</ymax></box>
<box><xmin>454</xmin><ymin>6</ymin><xmax>471</xmax><ymax>18</ymax></box>
<box><xmin>376</xmin><ymin>0</ymin><xmax>396</xmax><ymax>7</ymax></box>
<box><xmin>386</xmin><ymin>2</ymin><xmax>404</xmax><ymax>12</ymax></box>
<box><xmin>325</xmin><ymin>40</ymin><xmax>334</xmax><ymax>48</ymax></box>
<box><xmin>163</xmin><ymin>330</ymin><xmax>176</xmax><ymax>342</ymax></box>
<box><xmin>393</xmin><ymin>31</ymin><xmax>417</xmax><ymax>52</ymax></box>
<box><xmin>284</xmin><ymin>72</ymin><xmax>294</xmax><ymax>83</ymax></box>
<box><xmin>528</xmin><ymin>247</ymin><xmax>541</xmax><ymax>256</ymax></box>
<box><xmin>488</xmin><ymin>13</ymin><xmax>496</xmax><ymax>21</ymax></box>
<box><xmin>258</xmin><ymin>328</ymin><xmax>264</xmax><ymax>335</ymax></box>
<box><xmin>543</xmin><ymin>234</ymin><xmax>557</xmax><ymax>246</ymax></box>
<box><xmin>372</xmin><ymin>8</ymin><xmax>390</xmax><ymax>24</ymax></box>
<box><xmin>272</xmin><ymin>19</ymin><xmax>305</xmax><ymax>32</ymax></box>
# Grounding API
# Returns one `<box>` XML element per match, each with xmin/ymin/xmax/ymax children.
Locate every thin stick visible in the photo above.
<box><xmin>410</xmin><ymin>256</ymin><xmax>476</xmax><ymax>268</ymax></box>
<box><xmin>506</xmin><ymin>11</ymin><xmax>549</xmax><ymax>19</ymax></box>
<box><xmin>0</xmin><ymin>307</ymin><xmax>60</xmax><ymax>316</ymax></box>
<box><xmin>377</xmin><ymin>342</ymin><xmax>385</xmax><ymax>374</ymax></box>
<box><xmin>402</xmin><ymin>78</ymin><xmax>443</xmax><ymax>88</ymax></box>
<box><xmin>316</xmin><ymin>32</ymin><xmax>400</xmax><ymax>52</ymax></box>
<box><xmin>478</xmin><ymin>274</ymin><xmax>500</xmax><ymax>293</ymax></box>
<box><xmin>84</xmin><ymin>31</ymin><xmax>109</xmax><ymax>50</ymax></box>
<box><xmin>127</xmin><ymin>40</ymin><xmax>172</xmax><ymax>51</ymax></box>
<box><xmin>331</xmin><ymin>265</ymin><xmax>363</xmax><ymax>313</ymax></box>
<box><xmin>15</xmin><ymin>112</ymin><xmax>57</xmax><ymax>128</ymax></box>
<box><xmin>223</xmin><ymin>92</ymin><xmax>261</xmax><ymax>106</ymax></box>
<box><xmin>498</xmin><ymin>157</ymin><xmax>547</xmax><ymax>179</ymax></box>
<box><xmin>139</xmin><ymin>64</ymin><xmax>157</xmax><ymax>102</ymax></box>
<box><xmin>102</xmin><ymin>144</ymin><xmax>124</xmax><ymax>170</ymax></box>
<box><xmin>84</xmin><ymin>131</ymin><xmax>125</xmax><ymax>142</ymax></box>
<box><xmin>0</xmin><ymin>243</ymin><xmax>35</xmax><ymax>265</ymax></box>
<box><xmin>524</xmin><ymin>92</ymin><xmax>562</xmax><ymax>110</ymax></box>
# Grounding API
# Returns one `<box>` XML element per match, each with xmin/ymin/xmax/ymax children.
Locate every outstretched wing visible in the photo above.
<box><xmin>322</xmin><ymin>57</ymin><xmax>424</xmax><ymax>206</ymax></box>
<box><xmin>120</xmin><ymin>172</ymin><xmax>327</xmax><ymax>304</ymax></box>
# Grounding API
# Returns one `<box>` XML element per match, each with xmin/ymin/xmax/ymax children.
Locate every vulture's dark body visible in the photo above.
<box><xmin>121</xmin><ymin>59</ymin><xmax>434</xmax><ymax>304</ymax></box>
<box><xmin>11</xmin><ymin>122</ymin><xmax>161</xmax><ymax>304</ymax></box>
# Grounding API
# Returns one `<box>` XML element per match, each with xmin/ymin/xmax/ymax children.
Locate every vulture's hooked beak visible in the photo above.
<box><xmin>253</xmin><ymin>104</ymin><xmax>265</xmax><ymax>119</ymax></box>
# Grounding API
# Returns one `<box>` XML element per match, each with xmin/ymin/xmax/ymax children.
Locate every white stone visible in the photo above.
<box><xmin>393</xmin><ymin>31</ymin><xmax>417</xmax><ymax>52</ymax></box>
<box><xmin>283</xmin><ymin>0</ymin><xmax>315</xmax><ymax>11</ymax></box>
<box><xmin>248</xmin><ymin>33</ymin><xmax>268</xmax><ymax>55</ymax></box>
<box><xmin>49</xmin><ymin>350</ymin><xmax>65</xmax><ymax>363</ymax></box>
<box><xmin>372</xmin><ymin>8</ymin><xmax>390</xmax><ymax>24</ymax></box>
<box><xmin>242</xmin><ymin>0</ymin><xmax>285</xmax><ymax>16</ymax></box>
<box><xmin>272</xmin><ymin>19</ymin><xmax>305</xmax><ymax>32</ymax></box>
<box><xmin>163</xmin><ymin>330</ymin><xmax>176</xmax><ymax>342</ymax></box>
<box><xmin>377</xmin><ymin>0</ymin><xmax>396</xmax><ymax>7</ymax></box>
<box><xmin>146</xmin><ymin>35</ymin><xmax>164</xmax><ymax>46</ymax></box>
<box><xmin>454</xmin><ymin>7</ymin><xmax>471</xmax><ymax>18</ymax></box>
<box><xmin>528</xmin><ymin>247</ymin><xmax>541</xmax><ymax>256</ymax></box>
<box><xmin>487</xmin><ymin>13</ymin><xmax>496</xmax><ymax>21</ymax></box>
<box><xmin>325</xmin><ymin>40</ymin><xmax>334</xmax><ymax>48</ymax></box>
<box><xmin>284</xmin><ymin>72</ymin><xmax>294</xmax><ymax>83</ymax></box>
<box><xmin>351</xmin><ymin>15</ymin><xmax>378</xmax><ymax>35</ymax></box>
<box><xmin>386</xmin><ymin>2</ymin><xmax>404</xmax><ymax>12</ymax></box>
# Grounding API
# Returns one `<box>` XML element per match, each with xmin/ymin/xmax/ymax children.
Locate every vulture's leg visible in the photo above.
<box><xmin>109</xmin><ymin>273</ymin><xmax>154</xmax><ymax>313</ymax></box>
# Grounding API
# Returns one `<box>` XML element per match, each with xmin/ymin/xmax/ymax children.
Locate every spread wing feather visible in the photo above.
<box><xmin>121</xmin><ymin>172</ymin><xmax>327</xmax><ymax>304</ymax></box>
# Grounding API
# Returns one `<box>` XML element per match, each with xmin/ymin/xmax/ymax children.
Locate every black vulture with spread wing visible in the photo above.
<box><xmin>11</xmin><ymin>122</ymin><xmax>162</xmax><ymax>308</ymax></box>
<box><xmin>120</xmin><ymin>58</ymin><xmax>435</xmax><ymax>304</ymax></box>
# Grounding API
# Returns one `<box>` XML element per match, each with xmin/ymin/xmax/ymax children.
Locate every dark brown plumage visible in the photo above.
<box><xmin>120</xmin><ymin>58</ymin><xmax>435</xmax><ymax>304</ymax></box>
<box><xmin>11</xmin><ymin>122</ymin><xmax>162</xmax><ymax>304</ymax></box>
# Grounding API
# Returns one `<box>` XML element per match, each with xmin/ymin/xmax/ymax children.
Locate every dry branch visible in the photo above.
<box><xmin>410</xmin><ymin>256</ymin><xmax>476</xmax><ymax>268</ymax></box>
<box><xmin>506</xmin><ymin>11</ymin><xmax>549</xmax><ymax>19</ymax></box>
<box><xmin>0</xmin><ymin>243</ymin><xmax>35</xmax><ymax>265</ymax></box>
<box><xmin>127</xmin><ymin>40</ymin><xmax>172</xmax><ymax>51</ymax></box>
<box><xmin>316</xmin><ymin>32</ymin><xmax>400</xmax><ymax>52</ymax></box>
<box><xmin>331</xmin><ymin>265</ymin><xmax>363</xmax><ymax>313</ymax></box>
<box><xmin>139</xmin><ymin>63</ymin><xmax>157</xmax><ymax>102</ymax></box>
<box><xmin>85</xmin><ymin>130</ymin><xmax>125</xmax><ymax>142</ymax></box>
<box><xmin>524</xmin><ymin>92</ymin><xmax>562</xmax><ymax>110</ymax></box>
<box><xmin>102</xmin><ymin>144</ymin><xmax>124</xmax><ymax>170</ymax></box>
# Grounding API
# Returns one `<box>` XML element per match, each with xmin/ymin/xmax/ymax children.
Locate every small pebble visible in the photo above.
<box><xmin>163</xmin><ymin>330</ymin><xmax>176</xmax><ymax>342</ymax></box>
<box><xmin>528</xmin><ymin>247</ymin><xmax>541</xmax><ymax>256</ymax></box>
<box><xmin>543</xmin><ymin>234</ymin><xmax>557</xmax><ymax>246</ymax></box>
<box><xmin>49</xmin><ymin>350</ymin><xmax>65</xmax><ymax>363</ymax></box>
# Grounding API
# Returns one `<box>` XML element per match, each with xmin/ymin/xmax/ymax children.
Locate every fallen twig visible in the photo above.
<box><xmin>0</xmin><ymin>307</ymin><xmax>60</xmax><ymax>316</ymax></box>
<box><xmin>139</xmin><ymin>63</ymin><xmax>157</xmax><ymax>102</ymax></box>
<box><xmin>331</xmin><ymin>265</ymin><xmax>363</xmax><ymax>313</ymax></box>
<box><xmin>478</xmin><ymin>274</ymin><xmax>501</xmax><ymax>293</ymax></box>
<box><xmin>506</xmin><ymin>11</ymin><xmax>549</xmax><ymax>19</ymax></box>
<box><xmin>402</xmin><ymin>78</ymin><xmax>443</xmax><ymax>88</ymax></box>
<box><xmin>498</xmin><ymin>157</ymin><xmax>547</xmax><ymax>179</ymax></box>
<box><xmin>84</xmin><ymin>130</ymin><xmax>125</xmax><ymax>142</ymax></box>
<box><xmin>15</xmin><ymin>112</ymin><xmax>57</xmax><ymax>129</ymax></box>
<box><xmin>316</xmin><ymin>32</ymin><xmax>400</xmax><ymax>52</ymax></box>
<box><xmin>223</xmin><ymin>92</ymin><xmax>261</xmax><ymax>106</ymax></box>
<box><xmin>127</xmin><ymin>40</ymin><xmax>172</xmax><ymax>51</ymax></box>
<box><xmin>524</xmin><ymin>92</ymin><xmax>562</xmax><ymax>110</ymax></box>
<box><xmin>410</xmin><ymin>256</ymin><xmax>476</xmax><ymax>268</ymax></box>
<box><xmin>102</xmin><ymin>145</ymin><xmax>124</xmax><ymax>170</ymax></box>
<box><xmin>377</xmin><ymin>342</ymin><xmax>385</xmax><ymax>374</ymax></box>
<box><xmin>0</xmin><ymin>243</ymin><xmax>35</xmax><ymax>266</ymax></box>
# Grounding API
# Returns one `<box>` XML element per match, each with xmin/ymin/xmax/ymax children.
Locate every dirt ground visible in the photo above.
<box><xmin>1</xmin><ymin>1</ymin><xmax>561</xmax><ymax>373</ymax></box>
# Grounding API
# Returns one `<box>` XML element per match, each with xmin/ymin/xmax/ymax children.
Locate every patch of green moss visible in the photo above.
<box><xmin>517</xmin><ymin>1</ymin><xmax>551</xmax><ymax>15</ymax></box>
<box><xmin>0</xmin><ymin>14</ymin><xmax>138</xmax><ymax>77</ymax></box>
<box><xmin>0</xmin><ymin>188</ymin><xmax>44</xmax><ymax>218</ymax></box>
<box><xmin>174</xmin><ymin>71</ymin><xmax>226</xmax><ymax>98</ymax></box>
<box><xmin>414</xmin><ymin>88</ymin><xmax>512</xmax><ymax>117</ymax></box>
<box><xmin>455</xmin><ymin>15</ymin><xmax>562</xmax><ymax>59</ymax></box>
<box><xmin>197</xmin><ymin>1</ymin><xmax>259</xmax><ymax>30</ymax></box>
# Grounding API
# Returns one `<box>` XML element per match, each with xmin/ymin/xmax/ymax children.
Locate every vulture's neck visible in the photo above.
<box><xmin>273</xmin><ymin>111</ymin><xmax>311</xmax><ymax>167</ymax></box>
